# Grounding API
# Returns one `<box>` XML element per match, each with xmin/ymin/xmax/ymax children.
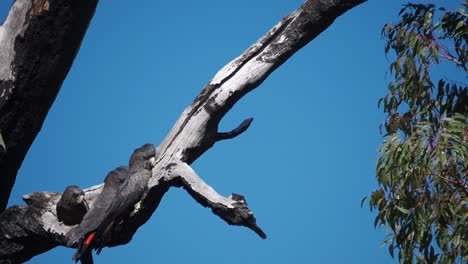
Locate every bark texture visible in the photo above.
<box><xmin>0</xmin><ymin>0</ymin><xmax>98</xmax><ymax>212</ymax></box>
<box><xmin>0</xmin><ymin>0</ymin><xmax>367</xmax><ymax>263</ymax></box>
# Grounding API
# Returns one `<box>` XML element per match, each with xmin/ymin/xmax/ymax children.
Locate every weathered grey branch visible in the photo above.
<box><xmin>0</xmin><ymin>0</ymin><xmax>367</xmax><ymax>263</ymax></box>
<box><xmin>169</xmin><ymin>162</ymin><xmax>266</xmax><ymax>239</ymax></box>
<box><xmin>0</xmin><ymin>0</ymin><xmax>99</xmax><ymax>212</ymax></box>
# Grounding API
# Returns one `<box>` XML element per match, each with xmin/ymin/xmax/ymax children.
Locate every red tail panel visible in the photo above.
<box><xmin>85</xmin><ymin>232</ymin><xmax>95</xmax><ymax>246</ymax></box>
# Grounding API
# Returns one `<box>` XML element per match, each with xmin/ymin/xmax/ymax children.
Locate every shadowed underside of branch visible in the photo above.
<box><xmin>0</xmin><ymin>0</ymin><xmax>367</xmax><ymax>263</ymax></box>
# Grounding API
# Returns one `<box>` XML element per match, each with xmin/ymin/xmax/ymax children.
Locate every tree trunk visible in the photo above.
<box><xmin>0</xmin><ymin>0</ymin><xmax>98</xmax><ymax>212</ymax></box>
<box><xmin>0</xmin><ymin>0</ymin><xmax>366</xmax><ymax>263</ymax></box>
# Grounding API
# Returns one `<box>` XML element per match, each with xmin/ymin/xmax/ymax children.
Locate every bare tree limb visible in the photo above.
<box><xmin>0</xmin><ymin>0</ymin><xmax>367</xmax><ymax>263</ymax></box>
<box><xmin>169</xmin><ymin>162</ymin><xmax>266</xmax><ymax>239</ymax></box>
<box><xmin>0</xmin><ymin>0</ymin><xmax>99</xmax><ymax>212</ymax></box>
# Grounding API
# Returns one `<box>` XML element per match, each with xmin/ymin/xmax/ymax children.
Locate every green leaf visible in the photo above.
<box><xmin>360</xmin><ymin>196</ymin><xmax>368</xmax><ymax>208</ymax></box>
<box><xmin>455</xmin><ymin>20</ymin><xmax>464</xmax><ymax>30</ymax></box>
<box><xmin>389</xmin><ymin>244</ymin><xmax>395</xmax><ymax>258</ymax></box>
<box><xmin>396</xmin><ymin>205</ymin><xmax>411</xmax><ymax>214</ymax></box>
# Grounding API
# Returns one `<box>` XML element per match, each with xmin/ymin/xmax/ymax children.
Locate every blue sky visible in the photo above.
<box><xmin>1</xmin><ymin>1</ymin><xmax>463</xmax><ymax>263</ymax></box>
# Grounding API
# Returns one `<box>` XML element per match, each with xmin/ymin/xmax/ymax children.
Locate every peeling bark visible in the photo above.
<box><xmin>0</xmin><ymin>0</ymin><xmax>98</xmax><ymax>212</ymax></box>
<box><xmin>0</xmin><ymin>0</ymin><xmax>367</xmax><ymax>263</ymax></box>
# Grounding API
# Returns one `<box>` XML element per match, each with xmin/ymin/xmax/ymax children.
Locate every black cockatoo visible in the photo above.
<box><xmin>66</xmin><ymin>166</ymin><xmax>129</xmax><ymax>264</ymax></box>
<box><xmin>67</xmin><ymin>144</ymin><xmax>155</xmax><ymax>262</ymax></box>
<box><xmin>57</xmin><ymin>185</ymin><xmax>88</xmax><ymax>226</ymax></box>
<box><xmin>93</xmin><ymin>143</ymin><xmax>155</xmax><ymax>252</ymax></box>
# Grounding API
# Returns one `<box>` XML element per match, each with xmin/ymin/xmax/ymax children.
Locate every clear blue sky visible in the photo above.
<box><xmin>0</xmin><ymin>1</ymin><xmax>462</xmax><ymax>263</ymax></box>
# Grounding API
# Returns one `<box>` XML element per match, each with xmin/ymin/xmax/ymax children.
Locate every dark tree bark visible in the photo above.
<box><xmin>0</xmin><ymin>0</ymin><xmax>367</xmax><ymax>263</ymax></box>
<box><xmin>0</xmin><ymin>0</ymin><xmax>98</xmax><ymax>212</ymax></box>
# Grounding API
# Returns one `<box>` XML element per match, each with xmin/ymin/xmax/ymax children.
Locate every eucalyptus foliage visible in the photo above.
<box><xmin>367</xmin><ymin>2</ymin><xmax>467</xmax><ymax>263</ymax></box>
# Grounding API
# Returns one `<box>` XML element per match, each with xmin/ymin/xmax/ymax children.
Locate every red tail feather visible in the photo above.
<box><xmin>85</xmin><ymin>232</ymin><xmax>95</xmax><ymax>246</ymax></box>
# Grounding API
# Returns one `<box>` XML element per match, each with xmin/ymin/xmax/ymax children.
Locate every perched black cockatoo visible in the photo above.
<box><xmin>66</xmin><ymin>166</ymin><xmax>129</xmax><ymax>264</ymax></box>
<box><xmin>93</xmin><ymin>143</ymin><xmax>155</xmax><ymax>253</ymax></box>
<box><xmin>57</xmin><ymin>185</ymin><xmax>88</xmax><ymax>226</ymax></box>
<box><xmin>67</xmin><ymin>144</ymin><xmax>155</xmax><ymax>262</ymax></box>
